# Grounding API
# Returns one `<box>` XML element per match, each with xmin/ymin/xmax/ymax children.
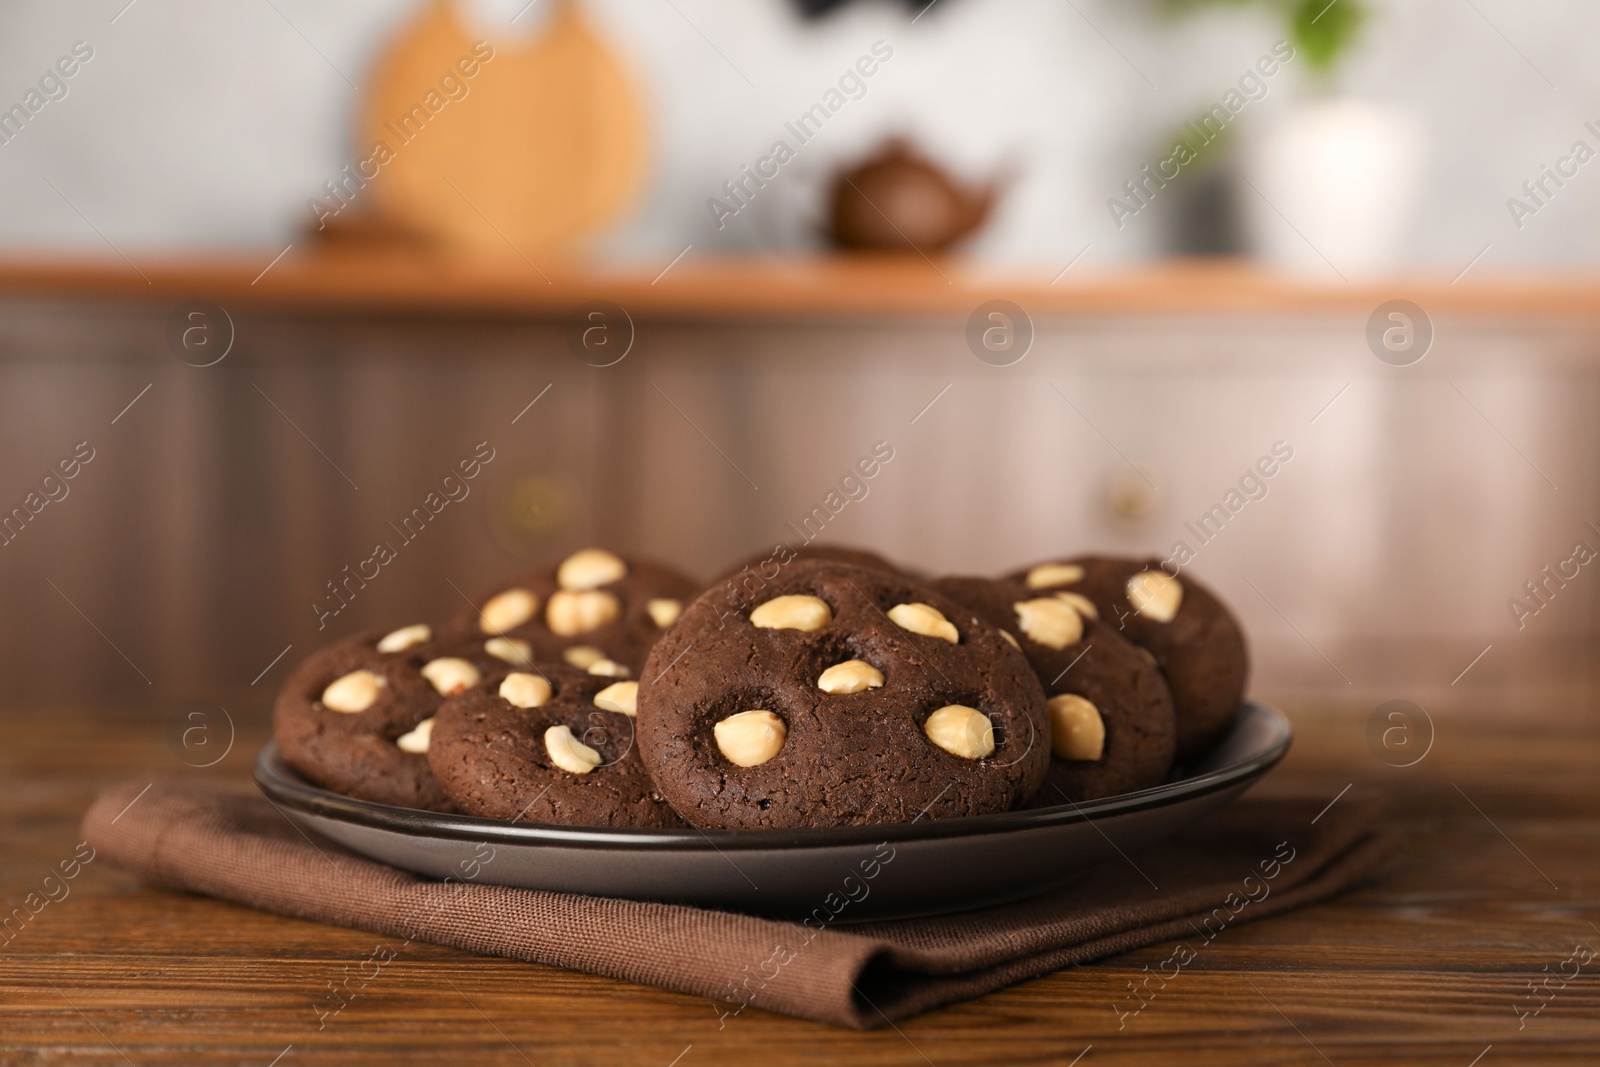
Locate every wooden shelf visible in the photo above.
<box><xmin>2</xmin><ymin>252</ymin><xmax>1599</xmax><ymax>320</ymax></box>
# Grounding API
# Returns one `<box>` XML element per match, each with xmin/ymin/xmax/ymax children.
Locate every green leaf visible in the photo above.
<box><xmin>1151</xmin><ymin>0</ymin><xmax>1367</xmax><ymax>75</ymax></box>
<box><xmin>1290</xmin><ymin>0</ymin><xmax>1365</xmax><ymax>73</ymax></box>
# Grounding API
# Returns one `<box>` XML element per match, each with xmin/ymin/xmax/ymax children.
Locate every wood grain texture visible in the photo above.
<box><xmin>2</xmin><ymin>703</ymin><xmax>1597</xmax><ymax>1064</ymax></box>
<box><xmin>2</xmin><ymin>296</ymin><xmax>1594</xmax><ymax>717</ymax></box>
<box><xmin>2</xmin><ymin>254</ymin><xmax>1600</xmax><ymax>319</ymax></box>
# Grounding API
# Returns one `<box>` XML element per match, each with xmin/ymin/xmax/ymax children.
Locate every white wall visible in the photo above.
<box><xmin>0</xmin><ymin>0</ymin><xmax>1597</xmax><ymax>270</ymax></box>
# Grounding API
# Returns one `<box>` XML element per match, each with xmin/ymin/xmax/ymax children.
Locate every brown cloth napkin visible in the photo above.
<box><xmin>82</xmin><ymin>782</ymin><xmax>1393</xmax><ymax>1029</ymax></box>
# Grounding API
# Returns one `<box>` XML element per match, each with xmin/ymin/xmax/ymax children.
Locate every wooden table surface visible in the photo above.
<box><xmin>2</xmin><ymin>702</ymin><xmax>1596</xmax><ymax>1066</ymax></box>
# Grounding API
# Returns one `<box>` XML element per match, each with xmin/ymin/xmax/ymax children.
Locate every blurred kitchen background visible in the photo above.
<box><xmin>1</xmin><ymin>0</ymin><xmax>1596</xmax><ymax>721</ymax></box>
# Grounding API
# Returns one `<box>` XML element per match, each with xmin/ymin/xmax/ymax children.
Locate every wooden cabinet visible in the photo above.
<box><xmin>2</xmin><ymin>255</ymin><xmax>1597</xmax><ymax>712</ymax></box>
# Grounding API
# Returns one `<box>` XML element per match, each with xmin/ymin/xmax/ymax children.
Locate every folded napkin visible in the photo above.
<box><xmin>83</xmin><ymin>782</ymin><xmax>1392</xmax><ymax>1029</ymax></box>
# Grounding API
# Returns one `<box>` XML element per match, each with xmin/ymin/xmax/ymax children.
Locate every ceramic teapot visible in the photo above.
<box><xmin>826</xmin><ymin>138</ymin><xmax>999</xmax><ymax>253</ymax></box>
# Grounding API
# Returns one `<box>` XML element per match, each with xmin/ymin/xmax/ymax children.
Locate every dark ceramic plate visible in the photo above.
<box><xmin>255</xmin><ymin>701</ymin><xmax>1290</xmax><ymax>921</ymax></box>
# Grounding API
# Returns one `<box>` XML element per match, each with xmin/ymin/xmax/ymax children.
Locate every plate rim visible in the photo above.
<box><xmin>255</xmin><ymin>701</ymin><xmax>1290</xmax><ymax>852</ymax></box>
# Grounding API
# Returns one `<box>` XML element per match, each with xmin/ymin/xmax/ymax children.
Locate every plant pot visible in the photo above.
<box><xmin>1242</xmin><ymin>98</ymin><xmax>1423</xmax><ymax>278</ymax></box>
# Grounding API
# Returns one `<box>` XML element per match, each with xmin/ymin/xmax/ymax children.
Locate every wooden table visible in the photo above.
<box><xmin>3</xmin><ymin>703</ymin><xmax>1596</xmax><ymax>1065</ymax></box>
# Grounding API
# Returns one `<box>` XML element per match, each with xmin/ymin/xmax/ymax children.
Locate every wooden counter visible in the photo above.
<box><xmin>2</xmin><ymin>703</ymin><xmax>1596</xmax><ymax>1064</ymax></box>
<box><xmin>3</xmin><ymin>252</ymin><xmax>1600</xmax><ymax>319</ymax></box>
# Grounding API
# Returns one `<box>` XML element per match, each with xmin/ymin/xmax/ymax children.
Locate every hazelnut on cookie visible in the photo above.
<box><xmin>458</xmin><ymin>549</ymin><xmax>699</xmax><ymax>676</ymax></box>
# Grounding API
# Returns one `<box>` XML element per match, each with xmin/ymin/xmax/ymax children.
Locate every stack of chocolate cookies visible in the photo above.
<box><xmin>275</xmin><ymin>546</ymin><xmax>1249</xmax><ymax>830</ymax></box>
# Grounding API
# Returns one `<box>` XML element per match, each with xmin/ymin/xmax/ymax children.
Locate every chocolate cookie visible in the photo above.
<box><xmin>637</xmin><ymin>560</ymin><xmax>1050</xmax><ymax>829</ymax></box>
<box><xmin>718</xmin><ymin>543</ymin><xmax>911</xmax><ymax>584</ymax></box>
<box><xmin>428</xmin><ymin>663</ymin><xmax>683</xmax><ymax>828</ymax></box>
<box><xmin>1008</xmin><ymin>557</ymin><xmax>1248</xmax><ymax>762</ymax></box>
<box><xmin>929</xmin><ymin>576</ymin><xmax>1176</xmax><ymax>803</ymax></box>
<box><xmin>273</xmin><ymin>622</ymin><xmax>485</xmax><ymax>811</ymax></box>
<box><xmin>457</xmin><ymin>549</ymin><xmax>699</xmax><ymax>675</ymax></box>
<box><xmin>705</xmin><ymin>544</ymin><xmax>914</xmax><ymax>640</ymax></box>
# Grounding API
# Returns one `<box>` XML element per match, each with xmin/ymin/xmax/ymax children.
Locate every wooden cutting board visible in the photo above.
<box><xmin>359</xmin><ymin>0</ymin><xmax>646</xmax><ymax>259</ymax></box>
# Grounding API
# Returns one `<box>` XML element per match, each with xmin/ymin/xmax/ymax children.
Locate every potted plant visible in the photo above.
<box><xmin>1155</xmin><ymin>0</ymin><xmax>1423</xmax><ymax>277</ymax></box>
